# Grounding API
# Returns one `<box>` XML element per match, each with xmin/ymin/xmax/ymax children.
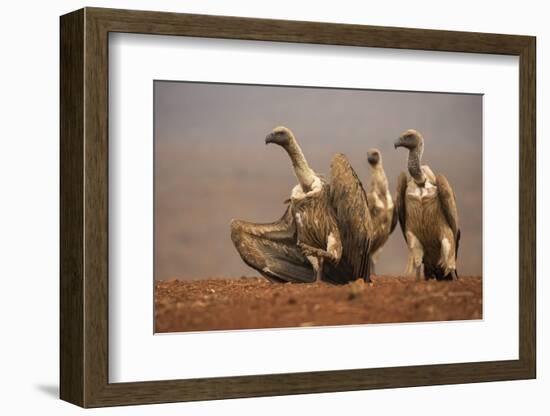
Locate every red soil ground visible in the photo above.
<box><xmin>155</xmin><ymin>275</ymin><xmax>482</xmax><ymax>333</ymax></box>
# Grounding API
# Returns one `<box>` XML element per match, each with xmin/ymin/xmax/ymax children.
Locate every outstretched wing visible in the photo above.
<box><xmin>230</xmin><ymin>206</ymin><xmax>314</xmax><ymax>283</ymax></box>
<box><xmin>328</xmin><ymin>153</ymin><xmax>370</xmax><ymax>280</ymax></box>
<box><xmin>395</xmin><ymin>172</ymin><xmax>408</xmax><ymax>241</ymax></box>
<box><xmin>436</xmin><ymin>173</ymin><xmax>460</xmax><ymax>255</ymax></box>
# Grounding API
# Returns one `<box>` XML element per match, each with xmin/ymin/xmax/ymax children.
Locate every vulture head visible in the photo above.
<box><xmin>394</xmin><ymin>129</ymin><xmax>424</xmax><ymax>153</ymax></box>
<box><xmin>265</xmin><ymin>126</ymin><xmax>294</xmax><ymax>148</ymax></box>
<box><xmin>395</xmin><ymin>129</ymin><xmax>427</xmax><ymax>185</ymax></box>
<box><xmin>367</xmin><ymin>148</ymin><xmax>381</xmax><ymax>166</ymax></box>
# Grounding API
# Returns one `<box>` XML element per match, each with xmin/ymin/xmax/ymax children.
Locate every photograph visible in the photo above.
<box><xmin>153</xmin><ymin>80</ymin><xmax>483</xmax><ymax>333</ymax></box>
<box><xmin>55</xmin><ymin>6</ymin><xmax>538</xmax><ymax>409</ymax></box>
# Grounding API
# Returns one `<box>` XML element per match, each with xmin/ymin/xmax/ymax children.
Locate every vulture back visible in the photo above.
<box><xmin>329</xmin><ymin>153</ymin><xmax>372</xmax><ymax>281</ymax></box>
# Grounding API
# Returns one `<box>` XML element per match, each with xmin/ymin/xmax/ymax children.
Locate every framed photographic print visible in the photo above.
<box><xmin>60</xmin><ymin>7</ymin><xmax>536</xmax><ymax>408</ymax></box>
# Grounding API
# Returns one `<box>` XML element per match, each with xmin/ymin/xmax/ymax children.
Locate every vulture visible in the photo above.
<box><xmin>394</xmin><ymin>129</ymin><xmax>460</xmax><ymax>281</ymax></box>
<box><xmin>365</xmin><ymin>149</ymin><xmax>398</xmax><ymax>275</ymax></box>
<box><xmin>231</xmin><ymin>127</ymin><xmax>342</xmax><ymax>283</ymax></box>
<box><xmin>231</xmin><ymin>127</ymin><xmax>396</xmax><ymax>284</ymax></box>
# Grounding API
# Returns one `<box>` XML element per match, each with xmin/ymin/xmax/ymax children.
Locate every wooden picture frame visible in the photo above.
<box><xmin>60</xmin><ymin>7</ymin><xmax>536</xmax><ymax>408</ymax></box>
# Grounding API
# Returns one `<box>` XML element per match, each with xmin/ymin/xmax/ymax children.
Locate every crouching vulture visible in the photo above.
<box><xmin>394</xmin><ymin>129</ymin><xmax>460</xmax><ymax>281</ymax></box>
<box><xmin>231</xmin><ymin>127</ymin><xmax>397</xmax><ymax>284</ymax></box>
<box><xmin>231</xmin><ymin>127</ymin><xmax>342</xmax><ymax>283</ymax></box>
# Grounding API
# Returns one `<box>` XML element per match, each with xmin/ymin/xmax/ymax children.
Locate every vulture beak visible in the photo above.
<box><xmin>265</xmin><ymin>131</ymin><xmax>289</xmax><ymax>146</ymax></box>
<box><xmin>394</xmin><ymin>137</ymin><xmax>403</xmax><ymax>149</ymax></box>
<box><xmin>265</xmin><ymin>132</ymin><xmax>276</xmax><ymax>145</ymax></box>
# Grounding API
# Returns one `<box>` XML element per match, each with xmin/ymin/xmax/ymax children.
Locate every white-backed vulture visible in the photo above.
<box><xmin>231</xmin><ymin>127</ymin><xmax>342</xmax><ymax>283</ymax></box>
<box><xmin>365</xmin><ymin>149</ymin><xmax>398</xmax><ymax>274</ymax></box>
<box><xmin>394</xmin><ymin>129</ymin><xmax>460</xmax><ymax>281</ymax></box>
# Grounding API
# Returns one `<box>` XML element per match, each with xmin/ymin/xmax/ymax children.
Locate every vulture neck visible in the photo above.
<box><xmin>285</xmin><ymin>139</ymin><xmax>316</xmax><ymax>192</ymax></box>
<box><xmin>369</xmin><ymin>163</ymin><xmax>388</xmax><ymax>194</ymax></box>
<box><xmin>408</xmin><ymin>146</ymin><xmax>426</xmax><ymax>186</ymax></box>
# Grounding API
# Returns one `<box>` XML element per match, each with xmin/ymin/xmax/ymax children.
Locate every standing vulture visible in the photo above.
<box><xmin>365</xmin><ymin>149</ymin><xmax>398</xmax><ymax>275</ymax></box>
<box><xmin>394</xmin><ymin>129</ymin><xmax>460</xmax><ymax>281</ymax></box>
<box><xmin>231</xmin><ymin>127</ymin><xmax>342</xmax><ymax>283</ymax></box>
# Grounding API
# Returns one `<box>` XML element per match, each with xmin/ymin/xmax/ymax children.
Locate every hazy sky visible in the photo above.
<box><xmin>154</xmin><ymin>81</ymin><xmax>482</xmax><ymax>280</ymax></box>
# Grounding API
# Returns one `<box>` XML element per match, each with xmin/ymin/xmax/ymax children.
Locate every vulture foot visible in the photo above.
<box><xmin>298</xmin><ymin>242</ymin><xmax>328</xmax><ymax>259</ymax></box>
<box><xmin>416</xmin><ymin>266</ymin><xmax>422</xmax><ymax>282</ymax></box>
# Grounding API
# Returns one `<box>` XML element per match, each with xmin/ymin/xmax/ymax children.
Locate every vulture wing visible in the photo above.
<box><xmin>436</xmin><ymin>173</ymin><xmax>460</xmax><ymax>255</ymax></box>
<box><xmin>395</xmin><ymin>172</ymin><xmax>409</xmax><ymax>241</ymax></box>
<box><xmin>328</xmin><ymin>153</ymin><xmax>371</xmax><ymax>280</ymax></box>
<box><xmin>230</xmin><ymin>206</ymin><xmax>314</xmax><ymax>283</ymax></box>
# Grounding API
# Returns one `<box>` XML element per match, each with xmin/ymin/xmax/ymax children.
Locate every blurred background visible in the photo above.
<box><xmin>154</xmin><ymin>81</ymin><xmax>482</xmax><ymax>280</ymax></box>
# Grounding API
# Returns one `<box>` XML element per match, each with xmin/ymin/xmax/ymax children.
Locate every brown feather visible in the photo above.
<box><xmin>329</xmin><ymin>153</ymin><xmax>371</xmax><ymax>280</ymax></box>
<box><xmin>397</xmin><ymin>169</ymin><xmax>459</xmax><ymax>280</ymax></box>
<box><xmin>230</xmin><ymin>206</ymin><xmax>315</xmax><ymax>283</ymax></box>
<box><xmin>292</xmin><ymin>177</ymin><xmax>343</xmax><ymax>264</ymax></box>
<box><xmin>436</xmin><ymin>173</ymin><xmax>460</xmax><ymax>240</ymax></box>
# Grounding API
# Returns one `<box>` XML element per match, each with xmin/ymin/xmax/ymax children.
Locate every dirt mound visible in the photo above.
<box><xmin>155</xmin><ymin>275</ymin><xmax>482</xmax><ymax>333</ymax></box>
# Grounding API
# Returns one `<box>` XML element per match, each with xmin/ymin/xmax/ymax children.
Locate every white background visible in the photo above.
<box><xmin>0</xmin><ymin>0</ymin><xmax>546</xmax><ymax>415</ymax></box>
<box><xmin>110</xmin><ymin>34</ymin><xmax>519</xmax><ymax>382</ymax></box>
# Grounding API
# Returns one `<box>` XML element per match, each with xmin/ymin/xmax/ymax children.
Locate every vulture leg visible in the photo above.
<box><xmin>297</xmin><ymin>242</ymin><xmax>338</xmax><ymax>282</ymax></box>
<box><xmin>368</xmin><ymin>248</ymin><xmax>383</xmax><ymax>279</ymax></box>
<box><xmin>406</xmin><ymin>231</ymin><xmax>424</xmax><ymax>282</ymax></box>
<box><xmin>367</xmin><ymin>256</ymin><xmax>376</xmax><ymax>277</ymax></box>
<box><xmin>438</xmin><ymin>235</ymin><xmax>457</xmax><ymax>281</ymax></box>
<box><xmin>364</xmin><ymin>257</ymin><xmax>374</xmax><ymax>283</ymax></box>
<box><xmin>424</xmin><ymin>264</ymin><xmax>436</xmax><ymax>280</ymax></box>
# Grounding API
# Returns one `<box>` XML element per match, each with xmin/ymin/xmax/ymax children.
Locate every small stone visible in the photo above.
<box><xmin>347</xmin><ymin>279</ymin><xmax>365</xmax><ymax>300</ymax></box>
<box><xmin>192</xmin><ymin>301</ymin><xmax>206</xmax><ymax>307</ymax></box>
